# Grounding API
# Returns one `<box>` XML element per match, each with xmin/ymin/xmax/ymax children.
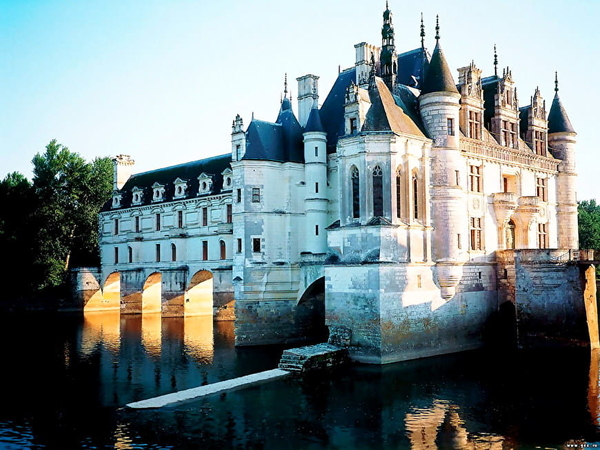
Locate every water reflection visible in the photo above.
<box><xmin>590</xmin><ymin>349</ymin><xmax>600</xmax><ymax>428</ymax></box>
<box><xmin>81</xmin><ymin>312</ymin><xmax>121</xmax><ymax>356</ymax></box>
<box><xmin>141</xmin><ymin>313</ymin><xmax>162</xmax><ymax>358</ymax></box>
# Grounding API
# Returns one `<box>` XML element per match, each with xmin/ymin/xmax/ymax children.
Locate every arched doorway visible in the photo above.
<box><xmin>142</xmin><ymin>272</ymin><xmax>162</xmax><ymax>314</ymax></box>
<box><xmin>296</xmin><ymin>277</ymin><xmax>328</xmax><ymax>343</ymax></box>
<box><xmin>505</xmin><ymin>220</ymin><xmax>516</xmax><ymax>249</ymax></box>
<box><xmin>185</xmin><ymin>270</ymin><xmax>214</xmax><ymax>316</ymax></box>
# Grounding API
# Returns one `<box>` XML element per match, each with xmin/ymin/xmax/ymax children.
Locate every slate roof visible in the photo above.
<box><xmin>548</xmin><ymin>93</ymin><xmax>576</xmax><ymax>134</ymax></box>
<box><xmin>397</xmin><ymin>48</ymin><xmax>430</xmax><ymax>89</ymax></box>
<box><xmin>363</xmin><ymin>77</ymin><xmax>425</xmax><ymax>137</ymax></box>
<box><xmin>319</xmin><ymin>68</ymin><xmax>357</xmax><ymax>153</ymax></box>
<box><xmin>420</xmin><ymin>42</ymin><xmax>459</xmax><ymax>95</ymax></box>
<box><xmin>243</xmin><ymin>98</ymin><xmax>304</xmax><ymax>163</ymax></box>
<box><xmin>104</xmin><ymin>154</ymin><xmax>231</xmax><ymax>211</ymax></box>
<box><xmin>304</xmin><ymin>106</ymin><xmax>325</xmax><ymax>133</ymax></box>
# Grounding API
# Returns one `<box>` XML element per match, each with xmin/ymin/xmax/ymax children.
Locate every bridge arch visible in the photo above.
<box><xmin>142</xmin><ymin>272</ymin><xmax>162</xmax><ymax>314</ymax></box>
<box><xmin>295</xmin><ymin>277</ymin><xmax>328</xmax><ymax>343</ymax></box>
<box><xmin>83</xmin><ymin>271</ymin><xmax>121</xmax><ymax>312</ymax></box>
<box><xmin>185</xmin><ymin>270</ymin><xmax>214</xmax><ymax>316</ymax></box>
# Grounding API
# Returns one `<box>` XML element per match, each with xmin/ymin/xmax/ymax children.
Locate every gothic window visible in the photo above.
<box><xmin>538</xmin><ymin>223</ymin><xmax>548</xmax><ymax>249</ymax></box>
<box><xmin>252</xmin><ymin>188</ymin><xmax>261</xmax><ymax>203</ymax></box>
<box><xmin>412</xmin><ymin>174</ymin><xmax>419</xmax><ymax>220</ymax></box>
<box><xmin>202</xmin><ymin>241</ymin><xmax>208</xmax><ymax>261</ymax></box>
<box><xmin>226</xmin><ymin>204</ymin><xmax>232</xmax><ymax>223</ymax></box>
<box><xmin>351</xmin><ymin>166</ymin><xmax>360</xmax><ymax>219</ymax></box>
<box><xmin>469</xmin><ymin>165</ymin><xmax>482</xmax><ymax>192</ymax></box>
<box><xmin>171</xmin><ymin>243</ymin><xmax>177</xmax><ymax>261</ymax></box>
<box><xmin>128</xmin><ymin>246</ymin><xmax>133</xmax><ymax>263</ymax></box>
<box><xmin>395</xmin><ymin>168</ymin><xmax>402</xmax><ymax>219</ymax></box>
<box><xmin>220</xmin><ymin>240</ymin><xmax>226</xmax><ymax>260</ymax></box>
<box><xmin>470</xmin><ymin>217</ymin><xmax>483</xmax><ymax>251</ymax></box>
<box><xmin>536</xmin><ymin>177</ymin><xmax>547</xmax><ymax>202</ymax></box>
<box><xmin>372</xmin><ymin>165</ymin><xmax>383</xmax><ymax>217</ymax></box>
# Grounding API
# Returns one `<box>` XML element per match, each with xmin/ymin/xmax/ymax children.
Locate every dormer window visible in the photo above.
<box><xmin>173</xmin><ymin>178</ymin><xmax>188</xmax><ymax>199</ymax></box>
<box><xmin>152</xmin><ymin>182</ymin><xmax>166</xmax><ymax>203</ymax></box>
<box><xmin>131</xmin><ymin>187</ymin><xmax>144</xmax><ymax>205</ymax></box>
<box><xmin>197</xmin><ymin>173</ymin><xmax>214</xmax><ymax>195</ymax></box>
<box><xmin>221</xmin><ymin>168</ymin><xmax>233</xmax><ymax>191</ymax></box>
<box><xmin>111</xmin><ymin>192</ymin><xmax>122</xmax><ymax>209</ymax></box>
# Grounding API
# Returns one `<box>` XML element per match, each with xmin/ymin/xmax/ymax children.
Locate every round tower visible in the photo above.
<box><xmin>418</xmin><ymin>19</ymin><xmax>466</xmax><ymax>299</ymax></box>
<box><xmin>548</xmin><ymin>74</ymin><xmax>578</xmax><ymax>249</ymax></box>
<box><xmin>303</xmin><ymin>100</ymin><xmax>328</xmax><ymax>254</ymax></box>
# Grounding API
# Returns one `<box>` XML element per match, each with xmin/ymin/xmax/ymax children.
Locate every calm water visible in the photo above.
<box><xmin>0</xmin><ymin>313</ymin><xmax>599</xmax><ymax>449</ymax></box>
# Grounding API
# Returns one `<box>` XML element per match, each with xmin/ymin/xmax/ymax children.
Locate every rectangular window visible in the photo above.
<box><xmin>171</xmin><ymin>243</ymin><xmax>177</xmax><ymax>261</ymax></box>
<box><xmin>128</xmin><ymin>246</ymin><xmax>133</xmax><ymax>263</ymax></box>
<box><xmin>178</xmin><ymin>211</ymin><xmax>183</xmax><ymax>228</ymax></box>
<box><xmin>156</xmin><ymin>214</ymin><xmax>161</xmax><ymax>231</ymax></box>
<box><xmin>155</xmin><ymin>244</ymin><xmax>160</xmax><ymax>262</ymax></box>
<box><xmin>236</xmin><ymin>188</ymin><xmax>242</xmax><ymax>203</ymax></box>
<box><xmin>315</xmin><ymin>182</ymin><xmax>319</xmax><ymax>194</ymax></box>
<box><xmin>251</xmin><ymin>188</ymin><xmax>261</xmax><ymax>203</ymax></box>
<box><xmin>538</xmin><ymin>223</ymin><xmax>548</xmax><ymax>249</ymax></box>
<box><xmin>315</xmin><ymin>224</ymin><xmax>319</xmax><ymax>236</ymax></box>
<box><xmin>237</xmin><ymin>238</ymin><xmax>242</xmax><ymax>253</ymax></box>
<box><xmin>114</xmin><ymin>247</ymin><xmax>119</xmax><ymax>264</ymax></box>
<box><xmin>469</xmin><ymin>165</ymin><xmax>482</xmax><ymax>193</ymax></box>
<box><xmin>349</xmin><ymin>117</ymin><xmax>357</xmax><ymax>134</ymax></box>
<box><xmin>135</xmin><ymin>216</ymin><xmax>140</xmax><ymax>233</ymax></box>
<box><xmin>468</xmin><ymin>111</ymin><xmax>481</xmax><ymax>139</ymax></box>
<box><xmin>226</xmin><ymin>204</ymin><xmax>232</xmax><ymax>223</ymax></box>
<box><xmin>470</xmin><ymin>217</ymin><xmax>483</xmax><ymax>251</ymax></box>
<box><xmin>114</xmin><ymin>219</ymin><xmax>119</xmax><ymax>235</ymax></box>
<box><xmin>315</xmin><ymin>146</ymin><xmax>318</xmax><ymax>157</ymax></box>
<box><xmin>457</xmin><ymin>233</ymin><xmax>462</xmax><ymax>250</ymax></box>
<box><xmin>202</xmin><ymin>241</ymin><xmax>208</xmax><ymax>261</ymax></box>
<box><xmin>252</xmin><ymin>238</ymin><xmax>261</xmax><ymax>253</ymax></box>
<box><xmin>447</xmin><ymin>118</ymin><xmax>455</xmax><ymax>136</ymax></box>
<box><xmin>236</xmin><ymin>144</ymin><xmax>241</xmax><ymax>160</ymax></box>
<box><xmin>536</xmin><ymin>177</ymin><xmax>547</xmax><ymax>202</ymax></box>
<box><xmin>202</xmin><ymin>207</ymin><xmax>208</xmax><ymax>226</ymax></box>
<box><xmin>455</xmin><ymin>170</ymin><xmax>460</xmax><ymax>186</ymax></box>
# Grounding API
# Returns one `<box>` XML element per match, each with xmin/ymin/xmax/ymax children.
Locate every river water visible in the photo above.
<box><xmin>0</xmin><ymin>312</ymin><xmax>599</xmax><ymax>449</ymax></box>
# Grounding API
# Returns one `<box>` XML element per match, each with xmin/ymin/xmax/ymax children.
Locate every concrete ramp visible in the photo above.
<box><xmin>126</xmin><ymin>369</ymin><xmax>290</xmax><ymax>409</ymax></box>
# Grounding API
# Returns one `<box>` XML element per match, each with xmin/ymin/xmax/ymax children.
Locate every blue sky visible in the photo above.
<box><xmin>1</xmin><ymin>0</ymin><xmax>598</xmax><ymax>200</ymax></box>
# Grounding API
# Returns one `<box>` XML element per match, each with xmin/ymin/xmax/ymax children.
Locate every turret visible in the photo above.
<box><xmin>231</xmin><ymin>114</ymin><xmax>246</xmax><ymax>161</ymax></box>
<box><xmin>303</xmin><ymin>95</ymin><xmax>328</xmax><ymax>253</ymax></box>
<box><xmin>418</xmin><ymin>18</ymin><xmax>465</xmax><ymax>299</ymax></box>
<box><xmin>548</xmin><ymin>73</ymin><xmax>577</xmax><ymax>249</ymax></box>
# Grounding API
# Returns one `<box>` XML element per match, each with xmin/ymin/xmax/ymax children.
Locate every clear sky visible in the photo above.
<box><xmin>1</xmin><ymin>0</ymin><xmax>598</xmax><ymax>199</ymax></box>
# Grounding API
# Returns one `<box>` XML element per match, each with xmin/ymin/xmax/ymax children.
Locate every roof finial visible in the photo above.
<box><xmin>420</xmin><ymin>13</ymin><xmax>425</xmax><ymax>49</ymax></box>
<box><xmin>284</xmin><ymin>73</ymin><xmax>288</xmax><ymax>98</ymax></box>
<box><xmin>386</xmin><ymin>0</ymin><xmax>389</xmax><ymax>10</ymax></box>
<box><xmin>554</xmin><ymin>71</ymin><xmax>559</xmax><ymax>94</ymax></box>
<box><xmin>493</xmin><ymin>45</ymin><xmax>498</xmax><ymax>78</ymax></box>
<box><xmin>435</xmin><ymin>15</ymin><xmax>440</xmax><ymax>41</ymax></box>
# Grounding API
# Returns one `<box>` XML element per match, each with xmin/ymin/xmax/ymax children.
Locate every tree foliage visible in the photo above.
<box><xmin>0</xmin><ymin>140</ymin><xmax>113</xmax><ymax>298</ymax></box>
<box><xmin>578</xmin><ymin>199</ymin><xmax>600</xmax><ymax>250</ymax></box>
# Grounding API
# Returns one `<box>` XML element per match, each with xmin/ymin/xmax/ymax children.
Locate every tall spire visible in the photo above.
<box><xmin>554</xmin><ymin>71</ymin><xmax>559</xmax><ymax>94</ymax></box>
<box><xmin>435</xmin><ymin>15</ymin><xmax>440</xmax><ymax>41</ymax></box>
<box><xmin>284</xmin><ymin>73</ymin><xmax>288</xmax><ymax>98</ymax></box>
<box><xmin>420</xmin><ymin>13</ymin><xmax>425</xmax><ymax>50</ymax></box>
<box><xmin>280</xmin><ymin>73</ymin><xmax>292</xmax><ymax>111</ymax></box>
<box><xmin>493</xmin><ymin>45</ymin><xmax>498</xmax><ymax>77</ymax></box>
<box><xmin>380</xmin><ymin>1</ymin><xmax>397</xmax><ymax>90</ymax></box>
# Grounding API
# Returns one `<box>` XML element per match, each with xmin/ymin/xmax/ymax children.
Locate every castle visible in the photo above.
<box><xmin>90</xmin><ymin>5</ymin><xmax>587</xmax><ymax>364</ymax></box>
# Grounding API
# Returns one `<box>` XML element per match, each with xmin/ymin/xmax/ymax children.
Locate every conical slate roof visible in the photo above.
<box><xmin>420</xmin><ymin>42</ymin><xmax>458</xmax><ymax>95</ymax></box>
<box><xmin>304</xmin><ymin>107</ymin><xmax>325</xmax><ymax>133</ymax></box>
<box><xmin>548</xmin><ymin>94</ymin><xmax>575</xmax><ymax>134</ymax></box>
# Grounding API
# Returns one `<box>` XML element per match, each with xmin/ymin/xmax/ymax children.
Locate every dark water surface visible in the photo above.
<box><xmin>0</xmin><ymin>313</ymin><xmax>599</xmax><ymax>449</ymax></box>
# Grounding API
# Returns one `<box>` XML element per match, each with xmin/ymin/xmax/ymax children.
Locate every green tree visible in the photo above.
<box><xmin>30</xmin><ymin>140</ymin><xmax>113</xmax><ymax>292</ymax></box>
<box><xmin>578</xmin><ymin>199</ymin><xmax>600</xmax><ymax>249</ymax></box>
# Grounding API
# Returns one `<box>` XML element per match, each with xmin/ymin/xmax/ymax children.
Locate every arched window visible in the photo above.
<box><xmin>412</xmin><ymin>174</ymin><xmax>419</xmax><ymax>220</ymax></box>
<box><xmin>351</xmin><ymin>166</ymin><xmax>360</xmax><ymax>219</ymax></box>
<box><xmin>395</xmin><ymin>167</ymin><xmax>402</xmax><ymax>219</ymax></box>
<box><xmin>171</xmin><ymin>243</ymin><xmax>177</xmax><ymax>261</ymax></box>
<box><xmin>220</xmin><ymin>240</ymin><xmax>226</xmax><ymax>260</ymax></box>
<box><xmin>506</xmin><ymin>220</ymin><xmax>515</xmax><ymax>249</ymax></box>
<box><xmin>372</xmin><ymin>165</ymin><xmax>383</xmax><ymax>217</ymax></box>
